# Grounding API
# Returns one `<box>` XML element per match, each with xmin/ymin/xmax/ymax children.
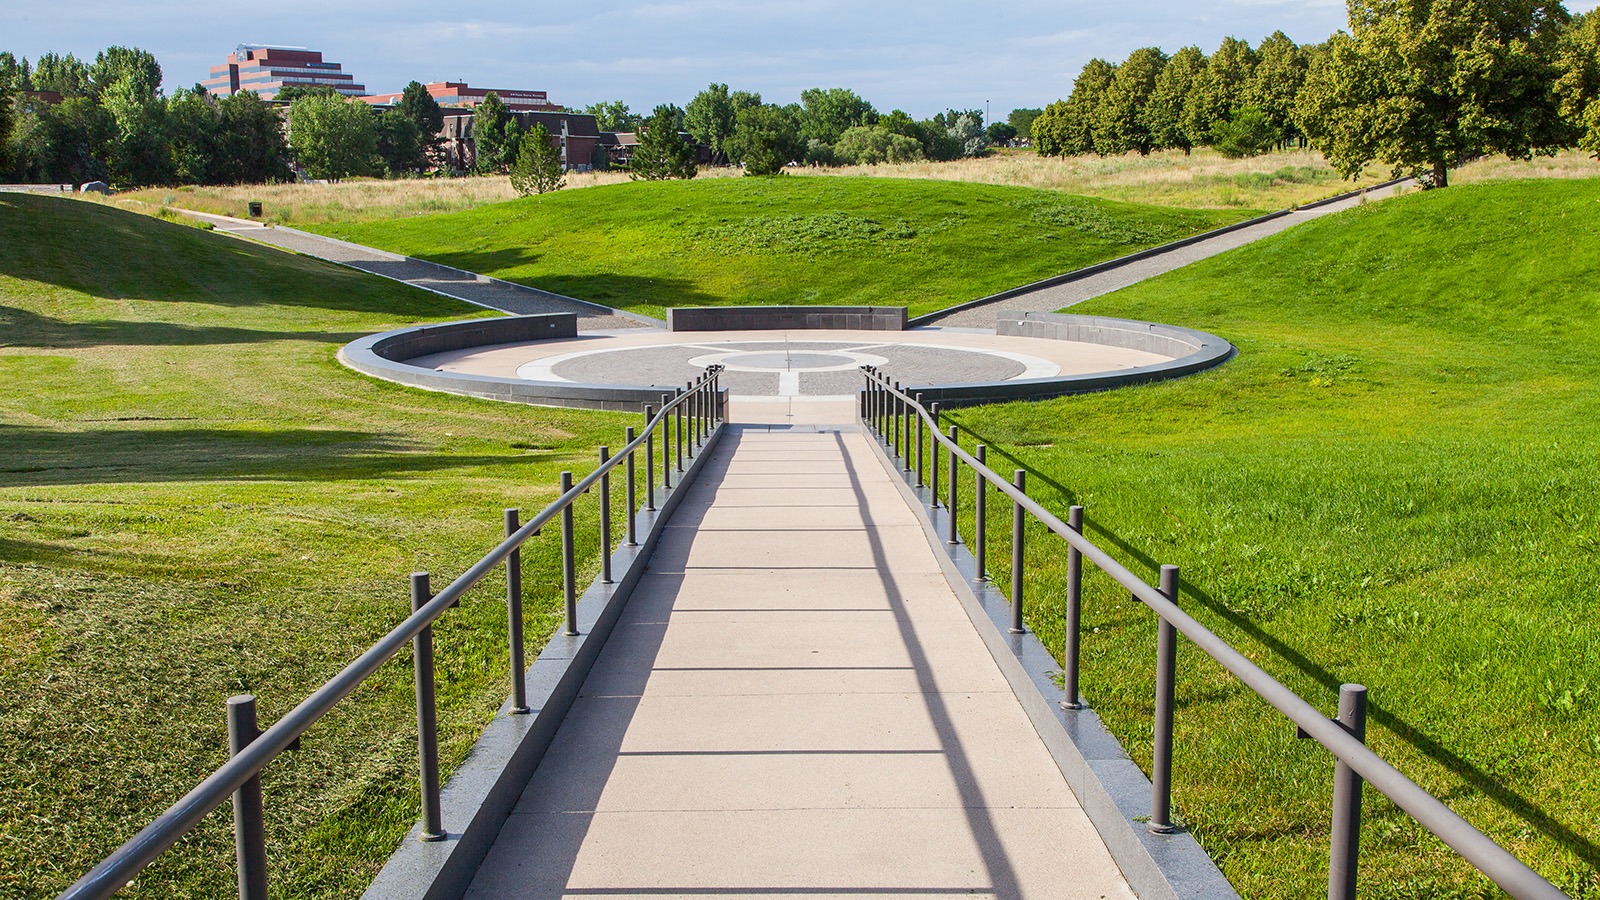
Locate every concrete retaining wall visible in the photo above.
<box><xmin>340</xmin><ymin>314</ymin><xmax>706</xmax><ymax>412</ymax></box>
<box><xmin>667</xmin><ymin>305</ymin><xmax>906</xmax><ymax>332</ymax></box>
<box><xmin>903</xmin><ymin>311</ymin><xmax>1234</xmax><ymax>408</ymax></box>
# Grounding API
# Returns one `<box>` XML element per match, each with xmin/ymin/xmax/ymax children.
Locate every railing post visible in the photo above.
<box><xmin>897</xmin><ymin>383</ymin><xmax>910</xmax><ymax>473</ymax></box>
<box><xmin>1150</xmin><ymin>564</ymin><xmax>1180</xmax><ymax>834</ymax></box>
<box><xmin>411</xmin><ymin>572</ymin><xmax>445</xmax><ymax>841</ymax></box>
<box><xmin>505</xmin><ymin>509</ymin><xmax>529</xmax><ymax>714</ymax></box>
<box><xmin>661</xmin><ymin>395</ymin><xmax>673</xmax><ymax>489</ymax></box>
<box><xmin>1010</xmin><ymin>469</ymin><xmax>1026</xmax><ymax>634</ymax></box>
<box><xmin>930</xmin><ymin>402</ymin><xmax>941</xmax><ymax>508</ymax></box>
<box><xmin>1063</xmin><ymin>505</ymin><xmax>1084</xmax><ymax>710</ymax></box>
<box><xmin>975</xmin><ymin>445</ymin><xmax>988</xmax><ymax>579</ymax></box>
<box><xmin>1329</xmin><ymin>684</ymin><xmax>1369</xmax><ymax>900</ymax></box>
<box><xmin>227</xmin><ymin>695</ymin><xmax>268</xmax><ymax>900</ymax></box>
<box><xmin>625</xmin><ymin>427</ymin><xmax>638</xmax><ymax>546</ymax></box>
<box><xmin>915</xmin><ymin>392</ymin><xmax>925</xmax><ymax>488</ymax></box>
<box><xmin>560</xmin><ymin>473</ymin><xmax>578</xmax><ymax>636</ymax></box>
<box><xmin>599</xmin><ymin>446</ymin><xmax>612</xmax><ymax>584</ymax></box>
<box><xmin>676</xmin><ymin>387</ymin><xmax>685</xmax><ymax>473</ymax></box>
<box><xmin>946</xmin><ymin>425</ymin><xmax>959</xmax><ymax>544</ymax></box>
<box><xmin>644</xmin><ymin>406</ymin><xmax>658</xmax><ymax>509</ymax></box>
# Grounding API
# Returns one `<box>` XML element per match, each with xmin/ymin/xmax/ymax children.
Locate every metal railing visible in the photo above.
<box><xmin>57</xmin><ymin>367</ymin><xmax>725</xmax><ymax>900</ymax></box>
<box><xmin>860</xmin><ymin>367</ymin><xmax>1568</xmax><ymax>900</ymax></box>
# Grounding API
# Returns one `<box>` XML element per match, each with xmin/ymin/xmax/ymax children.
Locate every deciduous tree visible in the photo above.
<box><xmin>1007</xmin><ymin>107</ymin><xmax>1042</xmax><ymax>139</ymax></box>
<box><xmin>289</xmin><ymin>93</ymin><xmax>375</xmax><ymax>181</ymax></box>
<box><xmin>1032</xmin><ymin>58</ymin><xmax>1116</xmax><ymax>156</ymax></box>
<box><xmin>631</xmin><ymin>104</ymin><xmax>697</xmax><ymax>179</ymax></box>
<box><xmin>1095</xmin><ymin>46</ymin><xmax>1168</xmax><ymax>155</ymax></box>
<box><xmin>1143</xmin><ymin>46</ymin><xmax>1206</xmax><ymax>152</ymax></box>
<box><xmin>1297</xmin><ymin>0</ymin><xmax>1573</xmax><ymax>187</ymax></box>
<box><xmin>798</xmin><ymin>87</ymin><xmax>876</xmax><ymax>145</ymax></box>
<box><xmin>727</xmin><ymin>103</ymin><xmax>801</xmax><ymax>175</ymax></box>
<box><xmin>583</xmin><ymin>100</ymin><xmax>641</xmax><ymax>133</ymax></box>
<box><xmin>1246</xmin><ymin>31</ymin><xmax>1309</xmax><ymax>147</ymax></box>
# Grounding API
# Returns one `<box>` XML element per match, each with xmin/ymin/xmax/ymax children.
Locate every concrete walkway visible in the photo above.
<box><xmin>928</xmin><ymin>180</ymin><xmax>1411</xmax><ymax>328</ymax></box>
<box><xmin>464</xmin><ymin>425</ymin><xmax>1133</xmax><ymax>900</ymax></box>
<box><xmin>176</xmin><ymin>210</ymin><xmax>651</xmax><ymax>331</ymax></box>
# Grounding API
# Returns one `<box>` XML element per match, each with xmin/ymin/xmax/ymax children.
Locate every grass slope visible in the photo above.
<box><xmin>0</xmin><ymin>194</ymin><xmax>630</xmax><ymax>899</ymax></box>
<box><xmin>308</xmin><ymin>177</ymin><xmax>1246</xmax><ymax>319</ymax></box>
<box><xmin>943</xmin><ymin>179</ymin><xmax>1600</xmax><ymax>897</ymax></box>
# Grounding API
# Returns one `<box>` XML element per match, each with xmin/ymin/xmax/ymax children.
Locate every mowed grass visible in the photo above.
<box><xmin>939</xmin><ymin>178</ymin><xmax>1600</xmax><ymax>897</ymax></box>
<box><xmin>0</xmin><ymin>193</ymin><xmax>634</xmax><ymax>899</ymax></box>
<box><xmin>306</xmin><ymin>177</ymin><xmax>1246</xmax><ymax>319</ymax></box>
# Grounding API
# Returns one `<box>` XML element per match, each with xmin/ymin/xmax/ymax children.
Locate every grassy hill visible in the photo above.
<box><xmin>0</xmin><ymin>193</ymin><xmax>629</xmax><ymax>899</ymax></box>
<box><xmin>307</xmin><ymin>176</ymin><xmax>1247</xmax><ymax>319</ymax></box>
<box><xmin>944</xmin><ymin>178</ymin><xmax>1600</xmax><ymax>897</ymax></box>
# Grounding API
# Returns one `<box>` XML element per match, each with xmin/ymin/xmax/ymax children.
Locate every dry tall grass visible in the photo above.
<box><xmin>122</xmin><ymin>149</ymin><xmax>1598</xmax><ymax>227</ymax></box>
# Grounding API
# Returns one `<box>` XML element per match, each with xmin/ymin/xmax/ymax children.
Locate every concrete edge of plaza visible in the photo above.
<box><xmin>359</xmin><ymin>421</ymin><xmax>730</xmax><ymax>900</ymax></box>
<box><xmin>338</xmin><ymin>313</ymin><xmax>705</xmax><ymax>412</ymax></box>
<box><xmin>863</xmin><ymin>434</ymin><xmax>1244</xmax><ymax>900</ymax></box>
<box><xmin>339</xmin><ymin>311</ymin><xmax>1235</xmax><ymax>412</ymax></box>
<box><xmin>907</xmin><ymin>311</ymin><xmax>1236</xmax><ymax>409</ymax></box>
<box><xmin>908</xmin><ymin>174</ymin><xmax>1412</xmax><ymax>328</ymax></box>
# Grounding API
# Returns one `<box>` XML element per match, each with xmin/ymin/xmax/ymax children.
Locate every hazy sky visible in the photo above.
<box><xmin>5</xmin><ymin>0</ymin><xmax>1599</xmax><ymax>117</ymax></box>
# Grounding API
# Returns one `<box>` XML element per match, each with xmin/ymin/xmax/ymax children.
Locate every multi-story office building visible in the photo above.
<box><xmin>201</xmin><ymin>45</ymin><xmax>366</xmax><ymax>100</ymax></box>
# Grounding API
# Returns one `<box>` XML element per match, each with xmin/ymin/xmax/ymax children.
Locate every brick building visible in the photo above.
<box><xmin>441</xmin><ymin>111</ymin><xmax>603</xmax><ymax>172</ymax></box>
<box><xmin>201</xmin><ymin>45</ymin><xmax>365</xmax><ymax>100</ymax></box>
<box><xmin>362</xmin><ymin>82</ymin><xmax>561</xmax><ymax>112</ymax></box>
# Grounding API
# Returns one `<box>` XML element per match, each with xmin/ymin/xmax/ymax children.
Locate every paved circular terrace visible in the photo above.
<box><xmin>407</xmin><ymin>329</ymin><xmax>1170</xmax><ymax>403</ymax></box>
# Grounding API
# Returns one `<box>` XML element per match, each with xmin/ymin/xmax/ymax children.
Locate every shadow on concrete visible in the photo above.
<box><xmin>950</xmin><ymin>418</ymin><xmax>1600</xmax><ymax>872</ymax></box>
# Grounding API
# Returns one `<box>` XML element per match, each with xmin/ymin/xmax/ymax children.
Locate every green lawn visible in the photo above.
<box><xmin>307</xmin><ymin>177</ymin><xmax>1248</xmax><ymax>319</ymax></box>
<box><xmin>940</xmin><ymin>178</ymin><xmax>1600</xmax><ymax>897</ymax></box>
<box><xmin>0</xmin><ymin>193</ymin><xmax>633</xmax><ymax>899</ymax></box>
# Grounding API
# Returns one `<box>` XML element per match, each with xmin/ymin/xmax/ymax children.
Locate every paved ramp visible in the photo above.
<box><xmin>464</xmin><ymin>425</ymin><xmax>1132</xmax><ymax>900</ymax></box>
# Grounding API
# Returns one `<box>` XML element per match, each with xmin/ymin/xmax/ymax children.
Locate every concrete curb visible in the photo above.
<box><xmin>909</xmin><ymin>175</ymin><xmax>1414</xmax><ymax>328</ymax></box>
<box><xmin>339</xmin><ymin>315</ymin><xmax>699</xmax><ymax>412</ymax></box>
<box><xmin>864</xmin><ymin>435</ymin><xmax>1242</xmax><ymax>900</ymax></box>
<box><xmin>901</xmin><ymin>312</ymin><xmax>1235</xmax><ymax>408</ymax></box>
<box><xmin>360</xmin><ymin>424</ymin><xmax>727</xmax><ymax>900</ymax></box>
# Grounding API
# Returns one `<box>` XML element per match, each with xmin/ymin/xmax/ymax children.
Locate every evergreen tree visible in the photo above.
<box><xmin>1095</xmin><ymin>46</ymin><xmax>1168</xmax><ymax>155</ymax></box>
<box><xmin>375</xmin><ymin>107</ymin><xmax>422</xmax><ymax>175</ymax></box>
<box><xmin>1297</xmin><ymin>0</ymin><xmax>1572</xmax><ymax>187</ymax></box>
<box><xmin>510</xmin><ymin>124</ymin><xmax>566</xmax><ymax>195</ymax></box>
<box><xmin>630</xmin><ymin>104</ymin><xmax>698</xmax><ymax>179</ymax></box>
<box><xmin>472</xmin><ymin>92</ymin><xmax>519</xmax><ymax>174</ymax></box>
<box><xmin>397</xmin><ymin>81</ymin><xmax>445</xmax><ymax>168</ymax></box>
<box><xmin>1144</xmin><ymin>46</ymin><xmax>1206</xmax><ymax>152</ymax></box>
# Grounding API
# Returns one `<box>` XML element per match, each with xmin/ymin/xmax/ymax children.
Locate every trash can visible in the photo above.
<box><xmin>247</xmin><ymin>201</ymin><xmax>263</xmax><ymax>217</ymax></box>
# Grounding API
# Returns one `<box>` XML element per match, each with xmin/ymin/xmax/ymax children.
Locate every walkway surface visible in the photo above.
<box><xmin>178</xmin><ymin>210</ymin><xmax>651</xmax><ymax>331</ymax></box>
<box><xmin>929</xmin><ymin>180</ymin><xmax>1410</xmax><ymax>328</ymax></box>
<box><xmin>463</xmin><ymin>424</ymin><xmax>1133</xmax><ymax>900</ymax></box>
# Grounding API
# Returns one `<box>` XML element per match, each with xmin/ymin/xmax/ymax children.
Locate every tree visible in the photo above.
<box><xmin>1187</xmin><ymin>37</ymin><xmax>1257</xmax><ymax>146</ymax></box>
<box><xmin>946</xmin><ymin>113</ymin><xmax>986</xmax><ymax>157</ymax></box>
<box><xmin>986</xmin><ymin>121</ymin><xmax>1018</xmax><ymax>145</ymax></box>
<box><xmin>90</xmin><ymin>46</ymin><xmax>161</xmax><ymax>100</ymax></box>
<box><xmin>833</xmin><ymin>125</ymin><xmax>925</xmax><ymax>164</ymax></box>
<box><xmin>473</xmin><ymin>91</ymin><xmax>519</xmax><ymax>174</ymax></box>
<box><xmin>1297</xmin><ymin>0</ymin><xmax>1573</xmax><ymax>187</ymax></box>
<box><xmin>686</xmin><ymin>82</ymin><xmax>739</xmax><ymax>163</ymax></box>
<box><xmin>727</xmin><ymin>103</ymin><xmax>802</xmax><ymax>175</ymax></box>
<box><xmin>630</xmin><ymin>104</ymin><xmax>697</xmax><ymax>179</ymax></box>
<box><xmin>166</xmin><ymin>88</ymin><xmax>220</xmax><ymax>184</ymax></box>
<box><xmin>215</xmin><ymin>90</ymin><xmax>291</xmax><ymax>183</ymax></box>
<box><xmin>1032</xmin><ymin>58</ymin><xmax>1116</xmax><ymax>156</ymax></box>
<box><xmin>101</xmin><ymin>72</ymin><xmax>170</xmax><ymax>185</ymax></box>
<box><xmin>1007</xmin><ymin>108</ymin><xmax>1043</xmax><ymax>139</ymax></box>
<box><xmin>1554</xmin><ymin>10</ymin><xmax>1600</xmax><ymax>156</ymax></box>
<box><xmin>510</xmin><ymin>124</ymin><xmax>565</xmax><ymax>195</ymax></box>
<box><xmin>1095</xmin><ymin>46</ymin><xmax>1168</xmax><ymax>155</ymax></box>
<box><xmin>397</xmin><ymin>81</ymin><xmax>445</xmax><ymax>167</ymax></box>
<box><xmin>583</xmin><ymin>100</ymin><xmax>641</xmax><ymax>133</ymax></box>
<box><xmin>1213</xmin><ymin>106</ymin><xmax>1279</xmax><ymax>157</ymax></box>
<box><xmin>797</xmin><ymin>87</ymin><xmax>876</xmax><ymax>145</ymax></box>
<box><xmin>1246</xmin><ymin>31</ymin><xmax>1310</xmax><ymax>147</ymax></box>
<box><xmin>273</xmin><ymin>84</ymin><xmax>337</xmax><ymax>103</ymax></box>
<box><xmin>1144</xmin><ymin>46</ymin><xmax>1206</xmax><ymax>152</ymax></box>
<box><xmin>32</xmin><ymin>52</ymin><xmax>91</xmax><ymax>96</ymax></box>
<box><xmin>375</xmin><ymin>107</ymin><xmax>422</xmax><ymax>175</ymax></box>
<box><xmin>289</xmin><ymin>93</ymin><xmax>375</xmax><ymax>181</ymax></box>
<box><xmin>0</xmin><ymin>78</ymin><xmax>13</xmax><ymax>176</ymax></box>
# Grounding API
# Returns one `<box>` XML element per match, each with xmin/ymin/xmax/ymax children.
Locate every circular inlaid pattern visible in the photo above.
<box><xmin>532</xmin><ymin>340</ymin><xmax>1050</xmax><ymax>399</ymax></box>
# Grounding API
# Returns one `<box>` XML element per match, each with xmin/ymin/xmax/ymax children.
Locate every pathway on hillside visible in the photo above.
<box><xmin>462</xmin><ymin>424</ymin><xmax>1132</xmax><ymax>900</ymax></box>
<box><xmin>177</xmin><ymin>210</ymin><xmax>655</xmax><ymax>331</ymax></box>
<box><xmin>926</xmin><ymin>180</ymin><xmax>1410</xmax><ymax>329</ymax></box>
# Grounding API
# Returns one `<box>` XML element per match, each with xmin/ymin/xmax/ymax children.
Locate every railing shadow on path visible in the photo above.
<box><xmin>951</xmin><ymin>419</ymin><xmax>1600</xmax><ymax>872</ymax></box>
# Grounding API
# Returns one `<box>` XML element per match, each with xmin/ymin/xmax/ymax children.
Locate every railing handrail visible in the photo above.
<box><xmin>861</xmin><ymin>368</ymin><xmax>1568</xmax><ymax>900</ymax></box>
<box><xmin>58</xmin><ymin>368</ymin><xmax>724</xmax><ymax>900</ymax></box>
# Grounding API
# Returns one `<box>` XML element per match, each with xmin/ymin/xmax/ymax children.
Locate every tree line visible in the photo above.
<box><xmin>1033</xmin><ymin>1</ymin><xmax>1600</xmax><ymax>186</ymax></box>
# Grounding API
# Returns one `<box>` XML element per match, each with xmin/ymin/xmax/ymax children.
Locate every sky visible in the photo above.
<box><xmin>5</xmin><ymin>0</ymin><xmax>1600</xmax><ymax>118</ymax></box>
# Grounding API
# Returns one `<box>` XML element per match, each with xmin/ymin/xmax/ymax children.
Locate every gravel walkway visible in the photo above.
<box><xmin>926</xmin><ymin>181</ymin><xmax>1410</xmax><ymax>329</ymax></box>
<box><xmin>182</xmin><ymin>211</ymin><xmax>657</xmax><ymax>331</ymax></box>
